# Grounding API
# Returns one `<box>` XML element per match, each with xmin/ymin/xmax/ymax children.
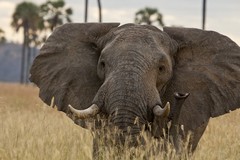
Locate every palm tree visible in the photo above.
<box><xmin>0</xmin><ymin>28</ymin><xmax>6</xmax><ymax>43</ymax></box>
<box><xmin>97</xmin><ymin>0</ymin><xmax>102</xmax><ymax>22</ymax></box>
<box><xmin>202</xmin><ymin>0</ymin><xmax>207</xmax><ymax>30</ymax></box>
<box><xmin>40</xmin><ymin>0</ymin><xmax>73</xmax><ymax>31</ymax></box>
<box><xmin>11</xmin><ymin>2</ymin><xmax>40</xmax><ymax>84</ymax></box>
<box><xmin>135</xmin><ymin>7</ymin><xmax>164</xmax><ymax>27</ymax></box>
<box><xmin>84</xmin><ymin>0</ymin><xmax>102</xmax><ymax>22</ymax></box>
<box><xmin>84</xmin><ymin>0</ymin><xmax>88</xmax><ymax>22</ymax></box>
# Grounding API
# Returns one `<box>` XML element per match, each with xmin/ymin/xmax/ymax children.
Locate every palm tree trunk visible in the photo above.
<box><xmin>51</xmin><ymin>15</ymin><xmax>58</xmax><ymax>31</ymax></box>
<box><xmin>33</xmin><ymin>45</ymin><xmax>37</xmax><ymax>58</ymax></box>
<box><xmin>84</xmin><ymin>0</ymin><xmax>88</xmax><ymax>22</ymax></box>
<box><xmin>25</xmin><ymin>41</ymin><xmax>31</xmax><ymax>84</ymax></box>
<box><xmin>202</xmin><ymin>0</ymin><xmax>207</xmax><ymax>30</ymax></box>
<box><xmin>97</xmin><ymin>0</ymin><xmax>102</xmax><ymax>22</ymax></box>
<box><xmin>20</xmin><ymin>29</ymin><xmax>26</xmax><ymax>84</ymax></box>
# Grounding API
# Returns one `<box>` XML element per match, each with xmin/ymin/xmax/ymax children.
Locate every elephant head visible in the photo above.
<box><xmin>30</xmin><ymin>23</ymin><xmax>240</xmax><ymax>150</ymax></box>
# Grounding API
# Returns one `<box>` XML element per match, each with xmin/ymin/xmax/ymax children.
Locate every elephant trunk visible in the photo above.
<box><xmin>111</xmin><ymin>114</ymin><xmax>145</xmax><ymax>146</ymax></box>
<box><xmin>169</xmin><ymin>92</ymin><xmax>189</xmax><ymax>151</ymax></box>
<box><xmin>170</xmin><ymin>92</ymin><xmax>190</xmax><ymax>127</ymax></box>
<box><xmin>107</xmin><ymin>88</ymin><xmax>147</xmax><ymax>128</ymax></box>
<box><xmin>104</xmin><ymin>72</ymin><xmax>149</xmax><ymax>145</ymax></box>
<box><xmin>109</xmin><ymin>105</ymin><xmax>146</xmax><ymax>146</ymax></box>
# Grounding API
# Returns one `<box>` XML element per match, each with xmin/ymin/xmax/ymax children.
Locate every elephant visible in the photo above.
<box><xmin>29</xmin><ymin>23</ymin><xmax>240</xmax><ymax>154</ymax></box>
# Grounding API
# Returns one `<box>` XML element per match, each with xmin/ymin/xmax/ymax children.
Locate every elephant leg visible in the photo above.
<box><xmin>189</xmin><ymin>119</ymin><xmax>209</xmax><ymax>152</ymax></box>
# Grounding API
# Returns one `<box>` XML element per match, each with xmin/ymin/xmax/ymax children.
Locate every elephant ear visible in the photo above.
<box><xmin>30</xmin><ymin>23</ymin><xmax>120</xmax><ymax>112</ymax></box>
<box><xmin>163</xmin><ymin>27</ymin><xmax>240</xmax><ymax>131</ymax></box>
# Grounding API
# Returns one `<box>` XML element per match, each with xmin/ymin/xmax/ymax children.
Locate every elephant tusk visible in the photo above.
<box><xmin>153</xmin><ymin>102</ymin><xmax>170</xmax><ymax>117</ymax></box>
<box><xmin>68</xmin><ymin>104</ymin><xmax>100</xmax><ymax>119</ymax></box>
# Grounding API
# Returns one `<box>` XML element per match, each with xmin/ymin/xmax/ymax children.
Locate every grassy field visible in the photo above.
<box><xmin>0</xmin><ymin>83</ymin><xmax>240</xmax><ymax>160</ymax></box>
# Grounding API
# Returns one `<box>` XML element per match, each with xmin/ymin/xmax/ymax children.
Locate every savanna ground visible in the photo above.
<box><xmin>0</xmin><ymin>83</ymin><xmax>240</xmax><ymax>160</ymax></box>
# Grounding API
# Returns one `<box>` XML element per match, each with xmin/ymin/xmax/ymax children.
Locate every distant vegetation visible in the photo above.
<box><xmin>135</xmin><ymin>7</ymin><xmax>164</xmax><ymax>27</ymax></box>
<box><xmin>2</xmin><ymin>1</ymin><xmax>164</xmax><ymax>84</ymax></box>
<box><xmin>0</xmin><ymin>0</ymin><xmax>210</xmax><ymax>84</ymax></box>
<box><xmin>39</xmin><ymin>0</ymin><xmax>73</xmax><ymax>32</ymax></box>
<box><xmin>0</xmin><ymin>43</ymin><xmax>38</xmax><ymax>82</ymax></box>
<box><xmin>0</xmin><ymin>28</ymin><xmax>6</xmax><ymax>43</ymax></box>
<box><xmin>9</xmin><ymin>0</ymin><xmax>73</xmax><ymax>84</ymax></box>
<box><xmin>0</xmin><ymin>0</ymin><xmax>104</xmax><ymax>84</ymax></box>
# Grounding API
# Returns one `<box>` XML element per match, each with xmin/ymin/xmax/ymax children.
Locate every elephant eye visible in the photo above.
<box><xmin>159</xmin><ymin>65</ymin><xmax>166</xmax><ymax>73</ymax></box>
<box><xmin>90</xmin><ymin>43</ymin><xmax>98</xmax><ymax>51</ymax></box>
<box><xmin>97</xmin><ymin>60</ymin><xmax>106</xmax><ymax>80</ymax></box>
<box><xmin>100</xmin><ymin>61</ymin><xmax>105</xmax><ymax>69</ymax></box>
<box><xmin>99</xmin><ymin>60</ymin><xmax>106</xmax><ymax>73</ymax></box>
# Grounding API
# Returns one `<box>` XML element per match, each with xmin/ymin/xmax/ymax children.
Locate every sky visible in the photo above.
<box><xmin>0</xmin><ymin>0</ymin><xmax>240</xmax><ymax>45</ymax></box>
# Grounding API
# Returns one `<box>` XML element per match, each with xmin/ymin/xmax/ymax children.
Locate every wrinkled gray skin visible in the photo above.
<box><xmin>30</xmin><ymin>23</ymin><xmax>240</xmax><ymax>153</ymax></box>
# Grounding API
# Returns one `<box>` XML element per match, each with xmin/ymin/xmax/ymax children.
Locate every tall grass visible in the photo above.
<box><xmin>0</xmin><ymin>83</ymin><xmax>239</xmax><ymax>160</ymax></box>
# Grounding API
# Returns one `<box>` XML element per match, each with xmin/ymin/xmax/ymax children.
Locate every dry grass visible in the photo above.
<box><xmin>0</xmin><ymin>82</ymin><xmax>239</xmax><ymax>160</ymax></box>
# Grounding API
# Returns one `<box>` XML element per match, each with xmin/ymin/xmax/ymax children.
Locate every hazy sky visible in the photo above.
<box><xmin>0</xmin><ymin>0</ymin><xmax>240</xmax><ymax>45</ymax></box>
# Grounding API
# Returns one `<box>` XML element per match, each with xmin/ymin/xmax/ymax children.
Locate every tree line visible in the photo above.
<box><xmin>9</xmin><ymin>0</ymin><xmax>105</xmax><ymax>84</ymax></box>
<box><xmin>0</xmin><ymin>28</ymin><xmax>6</xmax><ymax>43</ymax></box>
<box><xmin>2</xmin><ymin>0</ymin><xmax>207</xmax><ymax>84</ymax></box>
<box><xmin>11</xmin><ymin>0</ymin><xmax>73</xmax><ymax>84</ymax></box>
<box><xmin>9</xmin><ymin>0</ymin><xmax>164</xmax><ymax>84</ymax></box>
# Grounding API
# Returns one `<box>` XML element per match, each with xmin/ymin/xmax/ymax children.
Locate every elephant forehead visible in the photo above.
<box><xmin>111</xmin><ymin>25</ymin><xmax>172</xmax><ymax>51</ymax></box>
<box><xmin>100</xmin><ymin>24</ymin><xmax>174</xmax><ymax>61</ymax></box>
<box><xmin>115</xmin><ymin>27</ymin><xmax>161</xmax><ymax>41</ymax></box>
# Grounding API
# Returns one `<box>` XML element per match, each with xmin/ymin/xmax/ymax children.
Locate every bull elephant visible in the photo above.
<box><xmin>30</xmin><ymin>23</ymin><xmax>240</xmax><ymax>154</ymax></box>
